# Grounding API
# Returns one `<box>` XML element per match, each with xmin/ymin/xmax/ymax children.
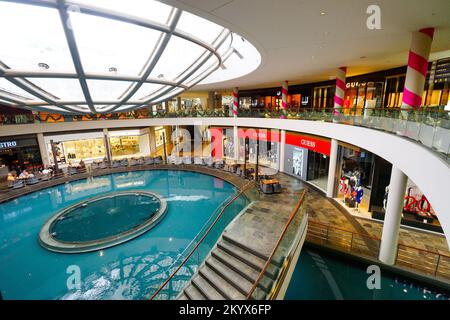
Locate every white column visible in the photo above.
<box><xmin>233</xmin><ymin>125</ymin><xmax>239</xmax><ymax>160</ymax></box>
<box><xmin>379</xmin><ymin>166</ymin><xmax>408</xmax><ymax>265</ymax></box>
<box><xmin>279</xmin><ymin>130</ymin><xmax>286</xmax><ymax>172</ymax></box>
<box><xmin>103</xmin><ymin>128</ymin><xmax>112</xmax><ymax>162</ymax></box>
<box><xmin>37</xmin><ymin>133</ymin><xmax>49</xmax><ymax>166</ymax></box>
<box><xmin>326</xmin><ymin>139</ymin><xmax>339</xmax><ymax>198</ymax></box>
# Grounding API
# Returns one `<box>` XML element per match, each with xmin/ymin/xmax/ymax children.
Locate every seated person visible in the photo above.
<box><xmin>7</xmin><ymin>172</ymin><xmax>16</xmax><ymax>182</ymax></box>
<box><xmin>18</xmin><ymin>170</ymin><xmax>29</xmax><ymax>179</ymax></box>
<box><xmin>79</xmin><ymin>159</ymin><xmax>86</xmax><ymax>168</ymax></box>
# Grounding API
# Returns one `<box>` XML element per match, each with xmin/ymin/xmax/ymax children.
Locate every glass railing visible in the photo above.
<box><xmin>2</xmin><ymin>106</ymin><xmax>449</xmax><ymax>159</ymax></box>
<box><xmin>247</xmin><ymin>189</ymin><xmax>308</xmax><ymax>300</ymax></box>
<box><xmin>148</xmin><ymin>180</ymin><xmax>258</xmax><ymax>300</ymax></box>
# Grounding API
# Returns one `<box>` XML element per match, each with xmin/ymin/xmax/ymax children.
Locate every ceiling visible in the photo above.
<box><xmin>160</xmin><ymin>0</ymin><xmax>450</xmax><ymax>91</ymax></box>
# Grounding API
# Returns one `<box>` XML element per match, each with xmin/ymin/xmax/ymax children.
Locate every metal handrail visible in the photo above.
<box><xmin>246</xmin><ymin>189</ymin><xmax>307</xmax><ymax>299</ymax></box>
<box><xmin>148</xmin><ymin>180</ymin><xmax>256</xmax><ymax>300</ymax></box>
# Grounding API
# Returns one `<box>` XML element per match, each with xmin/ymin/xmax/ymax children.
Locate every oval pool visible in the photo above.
<box><xmin>0</xmin><ymin>170</ymin><xmax>249</xmax><ymax>300</ymax></box>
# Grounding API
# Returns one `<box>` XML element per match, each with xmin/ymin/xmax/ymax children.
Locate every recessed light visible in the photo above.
<box><xmin>320</xmin><ymin>12</ymin><xmax>326</xmax><ymax>16</ymax></box>
<box><xmin>38</xmin><ymin>62</ymin><xmax>49</xmax><ymax>70</ymax></box>
<box><xmin>108</xmin><ymin>67</ymin><xmax>117</xmax><ymax>72</ymax></box>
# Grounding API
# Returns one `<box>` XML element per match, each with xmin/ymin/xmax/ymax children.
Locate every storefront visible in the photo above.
<box><xmin>282</xmin><ymin>132</ymin><xmax>331</xmax><ymax>191</ymax></box>
<box><xmin>334</xmin><ymin>143</ymin><xmax>375</xmax><ymax>216</ymax></box>
<box><xmin>0</xmin><ymin>135</ymin><xmax>42</xmax><ymax>172</ymax></box>
<box><xmin>45</xmin><ymin>132</ymin><xmax>106</xmax><ymax>165</ymax></box>
<box><xmin>237</xmin><ymin>128</ymin><xmax>280</xmax><ymax>168</ymax></box>
<box><xmin>109</xmin><ymin>129</ymin><xmax>150</xmax><ymax>159</ymax></box>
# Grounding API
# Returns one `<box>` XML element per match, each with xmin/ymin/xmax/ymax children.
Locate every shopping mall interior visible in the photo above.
<box><xmin>0</xmin><ymin>0</ymin><xmax>449</xmax><ymax>303</ymax></box>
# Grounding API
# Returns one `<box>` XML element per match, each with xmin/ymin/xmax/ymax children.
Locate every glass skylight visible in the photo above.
<box><xmin>0</xmin><ymin>0</ymin><xmax>261</xmax><ymax>114</ymax></box>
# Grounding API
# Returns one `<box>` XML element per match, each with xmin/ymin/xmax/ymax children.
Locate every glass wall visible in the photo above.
<box><xmin>335</xmin><ymin>144</ymin><xmax>375</xmax><ymax>216</ymax></box>
<box><xmin>48</xmin><ymin>138</ymin><xmax>106</xmax><ymax>165</ymax></box>
<box><xmin>109</xmin><ymin>130</ymin><xmax>150</xmax><ymax>159</ymax></box>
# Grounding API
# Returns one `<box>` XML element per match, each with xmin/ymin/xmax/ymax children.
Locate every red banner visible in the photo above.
<box><xmin>285</xmin><ymin>133</ymin><xmax>331</xmax><ymax>156</ymax></box>
<box><xmin>209</xmin><ymin>128</ymin><xmax>223</xmax><ymax>159</ymax></box>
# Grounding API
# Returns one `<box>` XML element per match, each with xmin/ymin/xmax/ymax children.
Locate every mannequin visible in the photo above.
<box><xmin>383</xmin><ymin>186</ymin><xmax>389</xmax><ymax>211</ymax></box>
<box><xmin>355</xmin><ymin>185</ymin><xmax>363</xmax><ymax>212</ymax></box>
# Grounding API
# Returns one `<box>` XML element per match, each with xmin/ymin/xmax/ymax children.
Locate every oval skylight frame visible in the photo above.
<box><xmin>0</xmin><ymin>0</ymin><xmax>261</xmax><ymax>114</ymax></box>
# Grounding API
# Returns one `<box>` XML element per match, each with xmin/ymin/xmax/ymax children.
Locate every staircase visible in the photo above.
<box><xmin>178</xmin><ymin>234</ymin><xmax>283</xmax><ymax>300</ymax></box>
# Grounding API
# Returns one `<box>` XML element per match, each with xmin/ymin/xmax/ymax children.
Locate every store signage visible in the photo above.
<box><xmin>238</xmin><ymin>128</ymin><xmax>280</xmax><ymax>142</ymax></box>
<box><xmin>0</xmin><ymin>141</ymin><xmax>17</xmax><ymax>149</ymax></box>
<box><xmin>346</xmin><ymin>81</ymin><xmax>367</xmax><ymax>89</ymax></box>
<box><xmin>301</xmin><ymin>96</ymin><xmax>309</xmax><ymax>106</ymax></box>
<box><xmin>285</xmin><ymin>133</ymin><xmax>331</xmax><ymax>156</ymax></box>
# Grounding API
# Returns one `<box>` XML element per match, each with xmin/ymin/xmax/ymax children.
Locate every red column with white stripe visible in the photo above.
<box><xmin>281</xmin><ymin>81</ymin><xmax>288</xmax><ymax>119</ymax></box>
<box><xmin>402</xmin><ymin>28</ymin><xmax>434</xmax><ymax>110</ymax></box>
<box><xmin>333</xmin><ymin>67</ymin><xmax>347</xmax><ymax>117</ymax></box>
<box><xmin>232</xmin><ymin>87</ymin><xmax>239</xmax><ymax>117</ymax></box>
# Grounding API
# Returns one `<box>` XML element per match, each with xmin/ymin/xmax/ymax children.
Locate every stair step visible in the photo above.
<box><xmin>212</xmin><ymin>248</ymin><xmax>259</xmax><ymax>281</ymax></box>
<box><xmin>222</xmin><ymin>234</ymin><xmax>270</xmax><ymax>261</ymax></box>
<box><xmin>212</xmin><ymin>249</ymin><xmax>274</xmax><ymax>293</ymax></box>
<box><xmin>192</xmin><ymin>275</ymin><xmax>226</xmax><ymax>300</ymax></box>
<box><xmin>200</xmin><ymin>267</ymin><xmax>245</xmax><ymax>300</ymax></box>
<box><xmin>218</xmin><ymin>240</ymin><xmax>279</xmax><ymax>280</ymax></box>
<box><xmin>178</xmin><ymin>294</ymin><xmax>188</xmax><ymax>300</ymax></box>
<box><xmin>206</xmin><ymin>257</ymin><xmax>253</xmax><ymax>296</ymax></box>
<box><xmin>184</xmin><ymin>284</ymin><xmax>205</xmax><ymax>300</ymax></box>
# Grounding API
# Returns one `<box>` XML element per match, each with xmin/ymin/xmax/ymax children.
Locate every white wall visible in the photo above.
<box><xmin>1</xmin><ymin>117</ymin><xmax>449</xmax><ymax>245</ymax></box>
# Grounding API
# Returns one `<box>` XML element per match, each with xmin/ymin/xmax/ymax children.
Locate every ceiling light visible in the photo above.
<box><xmin>108</xmin><ymin>67</ymin><xmax>117</xmax><ymax>73</ymax></box>
<box><xmin>38</xmin><ymin>62</ymin><xmax>49</xmax><ymax>70</ymax></box>
<box><xmin>320</xmin><ymin>12</ymin><xmax>326</xmax><ymax>16</ymax></box>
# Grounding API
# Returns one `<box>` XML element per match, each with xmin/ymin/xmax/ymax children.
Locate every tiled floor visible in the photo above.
<box><xmin>306</xmin><ymin>190</ymin><xmax>449</xmax><ymax>255</ymax></box>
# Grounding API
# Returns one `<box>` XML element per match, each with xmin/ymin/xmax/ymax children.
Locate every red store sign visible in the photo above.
<box><xmin>285</xmin><ymin>133</ymin><xmax>331</xmax><ymax>156</ymax></box>
<box><xmin>238</xmin><ymin>128</ymin><xmax>280</xmax><ymax>142</ymax></box>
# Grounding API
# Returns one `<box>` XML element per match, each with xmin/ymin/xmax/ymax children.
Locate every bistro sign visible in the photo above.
<box><xmin>0</xmin><ymin>141</ymin><xmax>17</xmax><ymax>149</ymax></box>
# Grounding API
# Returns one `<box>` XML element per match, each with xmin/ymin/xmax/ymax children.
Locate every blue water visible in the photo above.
<box><xmin>51</xmin><ymin>193</ymin><xmax>161</xmax><ymax>242</ymax></box>
<box><xmin>0</xmin><ymin>170</ymin><xmax>248</xmax><ymax>300</ymax></box>
<box><xmin>285</xmin><ymin>248</ymin><xmax>450</xmax><ymax>300</ymax></box>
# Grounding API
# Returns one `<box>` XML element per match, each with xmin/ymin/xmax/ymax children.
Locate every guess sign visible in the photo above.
<box><xmin>238</xmin><ymin>128</ymin><xmax>280</xmax><ymax>142</ymax></box>
<box><xmin>285</xmin><ymin>133</ymin><xmax>331</xmax><ymax>156</ymax></box>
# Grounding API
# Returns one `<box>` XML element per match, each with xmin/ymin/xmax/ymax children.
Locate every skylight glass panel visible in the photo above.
<box><xmin>0</xmin><ymin>2</ymin><xmax>74</xmax><ymax>72</ymax></box>
<box><xmin>176</xmin><ymin>11</ymin><xmax>224</xmax><ymax>45</ymax></box>
<box><xmin>130</xmin><ymin>83</ymin><xmax>165</xmax><ymax>101</ymax></box>
<box><xmin>87</xmin><ymin>80</ymin><xmax>134</xmax><ymax>101</ymax></box>
<box><xmin>199</xmin><ymin>34</ymin><xmax>261</xmax><ymax>85</ymax></box>
<box><xmin>26</xmin><ymin>78</ymin><xmax>85</xmax><ymax>101</ymax></box>
<box><xmin>0</xmin><ymin>79</ymin><xmax>40</xmax><ymax>101</ymax></box>
<box><xmin>70</xmin><ymin>11</ymin><xmax>163</xmax><ymax>76</ymax></box>
<box><xmin>150</xmin><ymin>36</ymin><xmax>206</xmax><ymax>82</ymax></box>
<box><xmin>75</xmin><ymin>0</ymin><xmax>173</xmax><ymax>25</ymax></box>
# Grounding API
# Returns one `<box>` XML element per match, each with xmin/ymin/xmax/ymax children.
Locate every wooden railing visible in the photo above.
<box><xmin>306</xmin><ymin>220</ymin><xmax>450</xmax><ymax>282</ymax></box>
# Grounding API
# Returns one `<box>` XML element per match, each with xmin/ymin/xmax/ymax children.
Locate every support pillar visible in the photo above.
<box><xmin>379</xmin><ymin>166</ymin><xmax>408</xmax><ymax>265</ymax></box>
<box><xmin>279</xmin><ymin>130</ymin><xmax>286</xmax><ymax>172</ymax></box>
<box><xmin>281</xmin><ymin>81</ymin><xmax>288</xmax><ymax>119</ymax></box>
<box><xmin>37</xmin><ymin>133</ymin><xmax>49</xmax><ymax>166</ymax></box>
<box><xmin>333</xmin><ymin>67</ymin><xmax>347</xmax><ymax>117</ymax></box>
<box><xmin>232</xmin><ymin>87</ymin><xmax>239</xmax><ymax>117</ymax></box>
<box><xmin>103</xmin><ymin>128</ymin><xmax>112</xmax><ymax>163</ymax></box>
<box><xmin>326</xmin><ymin>139</ymin><xmax>339</xmax><ymax>198</ymax></box>
<box><xmin>233</xmin><ymin>126</ymin><xmax>239</xmax><ymax>160</ymax></box>
<box><xmin>148</xmin><ymin>127</ymin><xmax>157</xmax><ymax>156</ymax></box>
<box><xmin>402</xmin><ymin>28</ymin><xmax>434</xmax><ymax>111</ymax></box>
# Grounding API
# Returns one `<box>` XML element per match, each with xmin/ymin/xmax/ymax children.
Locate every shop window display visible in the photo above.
<box><xmin>48</xmin><ymin>138</ymin><xmax>106</xmax><ymax>165</ymax></box>
<box><xmin>336</xmin><ymin>145</ymin><xmax>374</xmax><ymax>217</ymax></box>
<box><xmin>110</xmin><ymin>136</ymin><xmax>140</xmax><ymax>158</ymax></box>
